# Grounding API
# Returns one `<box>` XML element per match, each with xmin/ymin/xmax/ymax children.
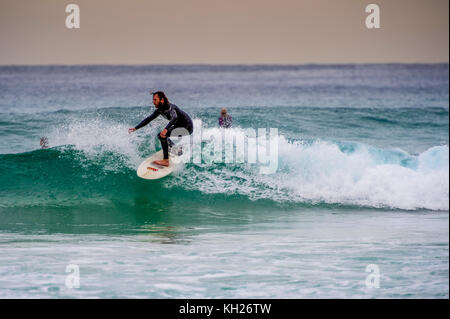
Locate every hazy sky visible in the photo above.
<box><xmin>0</xmin><ymin>0</ymin><xmax>448</xmax><ymax>64</ymax></box>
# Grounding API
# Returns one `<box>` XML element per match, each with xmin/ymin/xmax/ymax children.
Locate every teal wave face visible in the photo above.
<box><xmin>0</xmin><ymin>146</ymin><xmax>214</xmax><ymax>209</ymax></box>
<box><xmin>1</xmin><ymin>136</ymin><xmax>448</xmax><ymax>214</ymax></box>
<box><xmin>0</xmin><ymin>146</ymin><xmax>290</xmax><ymax>234</ymax></box>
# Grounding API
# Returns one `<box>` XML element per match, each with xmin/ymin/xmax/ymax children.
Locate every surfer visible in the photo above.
<box><xmin>218</xmin><ymin>107</ymin><xmax>232</xmax><ymax>128</ymax></box>
<box><xmin>128</xmin><ymin>91</ymin><xmax>193</xmax><ymax>167</ymax></box>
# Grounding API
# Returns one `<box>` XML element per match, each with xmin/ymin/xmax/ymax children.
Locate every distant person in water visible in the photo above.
<box><xmin>218</xmin><ymin>107</ymin><xmax>232</xmax><ymax>128</ymax></box>
<box><xmin>128</xmin><ymin>91</ymin><xmax>193</xmax><ymax>167</ymax></box>
<box><xmin>40</xmin><ymin>137</ymin><xmax>49</xmax><ymax>149</ymax></box>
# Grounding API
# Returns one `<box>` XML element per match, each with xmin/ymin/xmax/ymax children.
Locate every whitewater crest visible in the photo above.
<box><xmin>44</xmin><ymin>118</ymin><xmax>449</xmax><ymax>211</ymax></box>
<box><xmin>169</xmin><ymin>126</ymin><xmax>449</xmax><ymax>211</ymax></box>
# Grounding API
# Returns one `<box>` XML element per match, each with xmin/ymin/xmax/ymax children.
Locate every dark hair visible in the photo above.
<box><xmin>152</xmin><ymin>91</ymin><xmax>169</xmax><ymax>107</ymax></box>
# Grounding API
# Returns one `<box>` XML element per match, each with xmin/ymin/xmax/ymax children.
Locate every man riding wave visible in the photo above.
<box><xmin>128</xmin><ymin>91</ymin><xmax>193</xmax><ymax>167</ymax></box>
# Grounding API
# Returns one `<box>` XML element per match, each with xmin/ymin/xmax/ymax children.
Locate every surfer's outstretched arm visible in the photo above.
<box><xmin>134</xmin><ymin>110</ymin><xmax>159</xmax><ymax>130</ymax></box>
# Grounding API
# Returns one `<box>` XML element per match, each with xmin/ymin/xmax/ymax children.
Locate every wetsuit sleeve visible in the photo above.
<box><xmin>164</xmin><ymin>106</ymin><xmax>178</xmax><ymax>132</ymax></box>
<box><xmin>219</xmin><ymin>117</ymin><xmax>223</xmax><ymax>127</ymax></box>
<box><xmin>134</xmin><ymin>110</ymin><xmax>159</xmax><ymax>130</ymax></box>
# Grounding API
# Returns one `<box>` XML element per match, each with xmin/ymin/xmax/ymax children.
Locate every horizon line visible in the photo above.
<box><xmin>0</xmin><ymin>62</ymin><xmax>449</xmax><ymax>67</ymax></box>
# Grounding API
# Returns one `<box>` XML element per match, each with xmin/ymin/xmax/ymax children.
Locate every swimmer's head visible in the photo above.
<box><xmin>40</xmin><ymin>137</ymin><xmax>49</xmax><ymax>148</ymax></box>
<box><xmin>220</xmin><ymin>107</ymin><xmax>228</xmax><ymax>116</ymax></box>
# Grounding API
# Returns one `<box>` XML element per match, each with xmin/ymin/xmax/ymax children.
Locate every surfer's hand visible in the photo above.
<box><xmin>128</xmin><ymin>128</ymin><xmax>136</xmax><ymax>134</ymax></box>
<box><xmin>160</xmin><ymin>129</ymin><xmax>167</xmax><ymax>138</ymax></box>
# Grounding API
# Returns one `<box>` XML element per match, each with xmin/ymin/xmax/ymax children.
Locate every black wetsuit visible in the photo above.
<box><xmin>134</xmin><ymin>103</ymin><xmax>193</xmax><ymax>159</ymax></box>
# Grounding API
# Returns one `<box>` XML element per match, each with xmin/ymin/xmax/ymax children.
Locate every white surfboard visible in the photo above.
<box><xmin>136</xmin><ymin>150</ymin><xmax>173</xmax><ymax>180</ymax></box>
<box><xmin>136</xmin><ymin>146</ymin><xmax>184</xmax><ymax>180</ymax></box>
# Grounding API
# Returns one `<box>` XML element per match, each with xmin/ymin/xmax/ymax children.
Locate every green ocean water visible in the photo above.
<box><xmin>0</xmin><ymin>64</ymin><xmax>448</xmax><ymax>298</ymax></box>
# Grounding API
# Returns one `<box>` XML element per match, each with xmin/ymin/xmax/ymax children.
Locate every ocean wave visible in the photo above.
<box><xmin>167</xmin><ymin>127</ymin><xmax>449</xmax><ymax>210</ymax></box>
<box><xmin>0</xmin><ymin>118</ymin><xmax>448</xmax><ymax>211</ymax></box>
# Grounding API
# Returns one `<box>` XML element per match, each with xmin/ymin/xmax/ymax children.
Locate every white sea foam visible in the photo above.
<box><xmin>171</xmin><ymin>126</ymin><xmax>449</xmax><ymax>210</ymax></box>
<box><xmin>48</xmin><ymin>115</ymin><xmax>159</xmax><ymax>170</ymax></box>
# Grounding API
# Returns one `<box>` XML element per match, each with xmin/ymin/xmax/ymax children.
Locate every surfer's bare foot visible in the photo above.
<box><xmin>153</xmin><ymin>159</ymin><xmax>169</xmax><ymax>167</ymax></box>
